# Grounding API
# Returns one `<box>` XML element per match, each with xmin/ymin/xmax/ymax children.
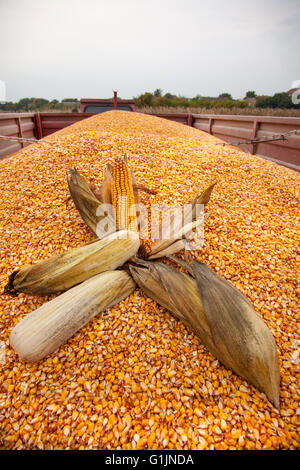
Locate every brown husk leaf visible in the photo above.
<box><xmin>129</xmin><ymin>258</ymin><xmax>280</xmax><ymax>408</ymax></box>
<box><xmin>67</xmin><ymin>168</ymin><xmax>115</xmax><ymax>238</ymax></box>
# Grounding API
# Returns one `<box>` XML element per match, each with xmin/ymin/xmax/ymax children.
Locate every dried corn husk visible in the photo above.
<box><xmin>10</xmin><ymin>270</ymin><xmax>136</xmax><ymax>362</ymax></box>
<box><xmin>129</xmin><ymin>260</ymin><xmax>217</xmax><ymax>353</ymax></box>
<box><xmin>100</xmin><ymin>163</ymin><xmax>114</xmax><ymax>204</ymax></box>
<box><xmin>191</xmin><ymin>259</ymin><xmax>280</xmax><ymax>408</ymax></box>
<box><xmin>147</xmin><ymin>212</ymin><xmax>212</xmax><ymax>259</ymax></box>
<box><xmin>67</xmin><ymin>160</ymin><xmax>143</xmax><ymax>239</ymax></box>
<box><xmin>147</xmin><ymin>182</ymin><xmax>216</xmax><ymax>259</ymax></box>
<box><xmin>5</xmin><ymin>230</ymin><xmax>139</xmax><ymax>296</ymax></box>
<box><xmin>129</xmin><ymin>259</ymin><xmax>280</xmax><ymax>408</ymax></box>
<box><xmin>67</xmin><ymin>167</ymin><xmax>116</xmax><ymax>237</ymax></box>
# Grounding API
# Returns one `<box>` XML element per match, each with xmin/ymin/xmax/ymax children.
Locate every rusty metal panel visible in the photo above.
<box><xmin>194</xmin><ymin>123</ymin><xmax>210</xmax><ymax>132</ymax></box>
<box><xmin>21</xmin><ymin>120</ymin><xmax>35</xmax><ymax>132</ymax></box>
<box><xmin>191</xmin><ymin>114</ymin><xmax>300</xmax><ymax>171</ymax></box>
<box><xmin>255</xmin><ymin>131</ymin><xmax>300</xmax><ymax>169</ymax></box>
<box><xmin>0</xmin><ymin>122</ymin><xmax>19</xmax><ymax>136</ymax></box>
<box><xmin>152</xmin><ymin>113</ymin><xmax>189</xmax><ymax>125</ymax></box>
<box><xmin>21</xmin><ymin>120</ymin><xmax>35</xmax><ymax>137</ymax></box>
<box><xmin>256</xmin><ymin>146</ymin><xmax>299</xmax><ymax>168</ymax></box>
<box><xmin>0</xmin><ymin>112</ymin><xmax>35</xmax><ymax>119</ymax></box>
<box><xmin>34</xmin><ymin>113</ymin><xmax>42</xmax><ymax>139</ymax></box>
<box><xmin>1</xmin><ymin>111</ymin><xmax>299</xmax><ymax>170</ymax></box>
<box><xmin>193</xmin><ymin>116</ymin><xmax>210</xmax><ymax>133</ymax></box>
<box><xmin>0</xmin><ymin>113</ymin><xmax>36</xmax><ymax>159</ymax></box>
<box><xmin>259</xmin><ymin>121</ymin><xmax>299</xmax><ymax>133</ymax></box>
<box><xmin>211</xmin><ymin>124</ymin><xmax>252</xmax><ymax>140</ymax></box>
<box><xmin>212</xmin><ymin>118</ymin><xmax>253</xmax><ymax>130</ymax></box>
<box><xmin>39</xmin><ymin>112</ymin><xmax>94</xmax><ymax>137</ymax></box>
<box><xmin>0</xmin><ymin>142</ymin><xmax>22</xmax><ymax>159</ymax></box>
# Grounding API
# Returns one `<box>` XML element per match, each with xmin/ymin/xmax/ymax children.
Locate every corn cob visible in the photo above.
<box><xmin>10</xmin><ymin>270</ymin><xmax>136</xmax><ymax>363</ymax></box>
<box><xmin>111</xmin><ymin>158</ymin><xmax>139</xmax><ymax>232</ymax></box>
<box><xmin>4</xmin><ymin>230</ymin><xmax>139</xmax><ymax>296</ymax></box>
<box><xmin>68</xmin><ymin>160</ymin><xmax>139</xmax><ymax>237</ymax></box>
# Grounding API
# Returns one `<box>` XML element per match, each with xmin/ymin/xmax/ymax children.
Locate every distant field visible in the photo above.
<box><xmin>137</xmin><ymin>106</ymin><xmax>300</xmax><ymax>117</ymax></box>
<box><xmin>1</xmin><ymin>107</ymin><xmax>300</xmax><ymax>117</ymax></box>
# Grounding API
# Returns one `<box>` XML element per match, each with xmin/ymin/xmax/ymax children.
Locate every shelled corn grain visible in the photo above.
<box><xmin>0</xmin><ymin>111</ymin><xmax>299</xmax><ymax>450</ymax></box>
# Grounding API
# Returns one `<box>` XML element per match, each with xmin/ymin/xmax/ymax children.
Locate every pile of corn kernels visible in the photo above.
<box><xmin>0</xmin><ymin>111</ymin><xmax>299</xmax><ymax>450</ymax></box>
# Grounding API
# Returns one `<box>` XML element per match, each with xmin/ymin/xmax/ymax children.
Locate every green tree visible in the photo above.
<box><xmin>153</xmin><ymin>88</ymin><xmax>163</xmax><ymax>98</ymax></box>
<box><xmin>15</xmin><ymin>98</ymin><xmax>33</xmax><ymax>111</ymax></box>
<box><xmin>256</xmin><ymin>92</ymin><xmax>298</xmax><ymax>109</ymax></box>
<box><xmin>218</xmin><ymin>93</ymin><xmax>233</xmax><ymax>100</ymax></box>
<box><xmin>164</xmin><ymin>92</ymin><xmax>176</xmax><ymax>99</ymax></box>
<box><xmin>244</xmin><ymin>91</ymin><xmax>256</xmax><ymax>99</ymax></box>
<box><xmin>62</xmin><ymin>98</ymin><xmax>78</xmax><ymax>102</ymax></box>
<box><xmin>0</xmin><ymin>101</ymin><xmax>15</xmax><ymax>111</ymax></box>
<box><xmin>215</xmin><ymin>99</ymin><xmax>235</xmax><ymax>108</ymax></box>
<box><xmin>135</xmin><ymin>92</ymin><xmax>154</xmax><ymax>107</ymax></box>
<box><xmin>32</xmin><ymin>98</ymin><xmax>49</xmax><ymax>110</ymax></box>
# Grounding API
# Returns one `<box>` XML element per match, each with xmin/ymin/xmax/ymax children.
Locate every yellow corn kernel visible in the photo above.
<box><xmin>0</xmin><ymin>110</ymin><xmax>297</xmax><ymax>452</ymax></box>
<box><xmin>111</xmin><ymin>159</ymin><xmax>138</xmax><ymax>232</ymax></box>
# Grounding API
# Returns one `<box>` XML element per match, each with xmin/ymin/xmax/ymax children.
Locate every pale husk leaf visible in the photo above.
<box><xmin>147</xmin><ymin>212</ymin><xmax>211</xmax><ymax>259</ymax></box>
<box><xmin>10</xmin><ymin>270</ymin><xmax>136</xmax><ymax>363</ymax></box>
<box><xmin>147</xmin><ymin>239</ymin><xmax>187</xmax><ymax>260</ymax></box>
<box><xmin>100</xmin><ymin>163</ymin><xmax>113</xmax><ymax>204</ymax></box>
<box><xmin>7</xmin><ymin>230</ymin><xmax>139</xmax><ymax>295</ymax></box>
<box><xmin>146</xmin><ymin>181</ymin><xmax>216</xmax><ymax>259</ymax></box>
<box><xmin>190</xmin><ymin>182</ymin><xmax>217</xmax><ymax>218</ymax></box>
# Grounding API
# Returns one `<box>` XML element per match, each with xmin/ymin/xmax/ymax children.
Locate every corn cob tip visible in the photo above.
<box><xmin>2</xmin><ymin>270</ymin><xmax>20</xmax><ymax>297</ymax></box>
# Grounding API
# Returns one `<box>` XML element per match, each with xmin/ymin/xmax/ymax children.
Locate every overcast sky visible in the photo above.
<box><xmin>1</xmin><ymin>0</ymin><xmax>299</xmax><ymax>101</ymax></box>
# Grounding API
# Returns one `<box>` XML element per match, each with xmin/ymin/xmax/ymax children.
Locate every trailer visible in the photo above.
<box><xmin>0</xmin><ymin>109</ymin><xmax>299</xmax><ymax>171</ymax></box>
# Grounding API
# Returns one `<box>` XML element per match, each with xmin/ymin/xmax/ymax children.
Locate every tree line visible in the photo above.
<box><xmin>134</xmin><ymin>89</ymin><xmax>300</xmax><ymax>110</ymax></box>
<box><xmin>0</xmin><ymin>90</ymin><xmax>299</xmax><ymax>112</ymax></box>
<box><xmin>0</xmin><ymin>98</ymin><xmax>80</xmax><ymax>112</ymax></box>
